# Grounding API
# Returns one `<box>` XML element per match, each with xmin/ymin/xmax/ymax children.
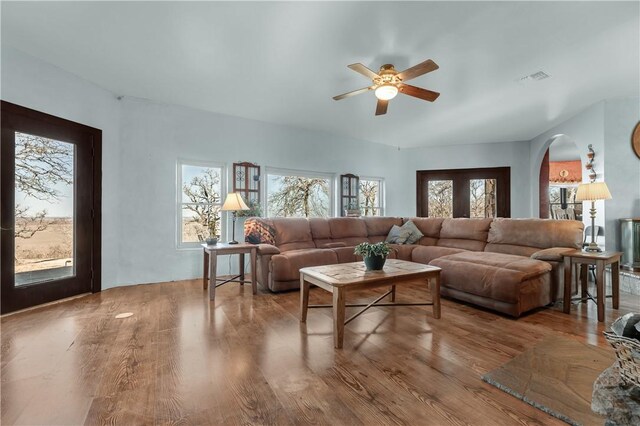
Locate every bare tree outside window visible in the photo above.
<box><xmin>470</xmin><ymin>179</ymin><xmax>497</xmax><ymax>218</ymax></box>
<box><xmin>268</xmin><ymin>176</ymin><xmax>330</xmax><ymax>217</ymax></box>
<box><xmin>359</xmin><ymin>180</ymin><xmax>381</xmax><ymax>216</ymax></box>
<box><xmin>14</xmin><ymin>132</ymin><xmax>75</xmax><ymax>279</ymax></box>
<box><xmin>181</xmin><ymin>166</ymin><xmax>222</xmax><ymax>243</ymax></box>
<box><xmin>427</xmin><ymin>180</ymin><xmax>453</xmax><ymax>218</ymax></box>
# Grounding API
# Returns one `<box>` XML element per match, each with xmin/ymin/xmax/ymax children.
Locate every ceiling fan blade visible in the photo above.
<box><xmin>398</xmin><ymin>84</ymin><xmax>440</xmax><ymax>102</ymax></box>
<box><xmin>375</xmin><ymin>99</ymin><xmax>388</xmax><ymax>116</ymax></box>
<box><xmin>348</xmin><ymin>63</ymin><xmax>380</xmax><ymax>80</ymax></box>
<box><xmin>333</xmin><ymin>86</ymin><xmax>372</xmax><ymax>101</ymax></box>
<box><xmin>397</xmin><ymin>59</ymin><xmax>439</xmax><ymax>82</ymax></box>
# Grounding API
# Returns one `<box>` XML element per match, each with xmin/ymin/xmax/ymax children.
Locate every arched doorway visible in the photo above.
<box><xmin>539</xmin><ymin>135</ymin><xmax>582</xmax><ymax>220</ymax></box>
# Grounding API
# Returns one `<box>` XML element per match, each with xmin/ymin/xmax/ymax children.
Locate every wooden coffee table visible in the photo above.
<box><xmin>299</xmin><ymin>259</ymin><xmax>441</xmax><ymax>349</ymax></box>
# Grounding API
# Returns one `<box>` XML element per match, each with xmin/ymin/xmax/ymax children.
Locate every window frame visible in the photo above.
<box><xmin>176</xmin><ymin>159</ymin><xmax>227</xmax><ymax>250</ymax></box>
<box><xmin>264</xmin><ymin>167</ymin><xmax>336</xmax><ymax>218</ymax></box>
<box><xmin>358</xmin><ymin>176</ymin><xmax>385</xmax><ymax>217</ymax></box>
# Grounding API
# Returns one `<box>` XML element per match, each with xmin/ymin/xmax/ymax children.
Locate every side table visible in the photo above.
<box><xmin>202</xmin><ymin>243</ymin><xmax>257</xmax><ymax>300</ymax></box>
<box><xmin>562</xmin><ymin>250</ymin><xmax>622</xmax><ymax>322</ymax></box>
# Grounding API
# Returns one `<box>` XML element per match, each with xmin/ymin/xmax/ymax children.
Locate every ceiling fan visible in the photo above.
<box><xmin>333</xmin><ymin>59</ymin><xmax>440</xmax><ymax>116</ymax></box>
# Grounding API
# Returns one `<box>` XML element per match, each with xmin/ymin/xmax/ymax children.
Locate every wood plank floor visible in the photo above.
<box><xmin>1</xmin><ymin>277</ymin><xmax>637</xmax><ymax>425</ymax></box>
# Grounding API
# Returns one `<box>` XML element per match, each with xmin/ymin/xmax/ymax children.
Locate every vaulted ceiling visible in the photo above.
<box><xmin>2</xmin><ymin>1</ymin><xmax>638</xmax><ymax>148</ymax></box>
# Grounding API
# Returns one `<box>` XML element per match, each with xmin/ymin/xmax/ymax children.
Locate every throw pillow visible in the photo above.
<box><xmin>244</xmin><ymin>218</ymin><xmax>276</xmax><ymax>245</ymax></box>
<box><xmin>385</xmin><ymin>225</ymin><xmax>412</xmax><ymax>244</ymax></box>
<box><xmin>401</xmin><ymin>220</ymin><xmax>424</xmax><ymax>244</ymax></box>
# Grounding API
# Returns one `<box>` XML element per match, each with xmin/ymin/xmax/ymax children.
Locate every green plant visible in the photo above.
<box><xmin>236</xmin><ymin>199</ymin><xmax>263</xmax><ymax>218</ymax></box>
<box><xmin>354</xmin><ymin>242</ymin><xmax>391</xmax><ymax>258</ymax></box>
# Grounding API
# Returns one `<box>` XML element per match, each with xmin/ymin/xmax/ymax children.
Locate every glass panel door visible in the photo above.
<box><xmin>417</xmin><ymin>168</ymin><xmax>510</xmax><ymax>218</ymax></box>
<box><xmin>14</xmin><ymin>132</ymin><xmax>75</xmax><ymax>286</ymax></box>
<box><xmin>427</xmin><ymin>180</ymin><xmax>453</xmax><ymax>218</ymax></box>
<box><xmin>469</xmin><ymin>179</ymin><xmax>497</xmax><ymax>218</ymax></box>
<box><xmin>1</xmin><ymin>101</ymin><xmax>101</xmax><ymax>314</ymax></box>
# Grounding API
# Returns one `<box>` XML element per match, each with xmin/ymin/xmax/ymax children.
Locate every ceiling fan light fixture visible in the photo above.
<box><xmin>374</xmin><ymin>84</ymin><xmax>398</xmax><ymax>101</ymax></box>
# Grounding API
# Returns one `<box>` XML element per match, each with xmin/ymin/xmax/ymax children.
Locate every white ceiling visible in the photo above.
<box><xmin>2</xmin><ymin>1</ymin><xmax>638</xmax><ymax>148</ymax></box>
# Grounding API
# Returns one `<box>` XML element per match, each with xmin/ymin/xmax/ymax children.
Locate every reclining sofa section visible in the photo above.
<box><xmin>245</xmin><ymin>217</ymin><xmax>583</xmax><ymax>317</ymax></box>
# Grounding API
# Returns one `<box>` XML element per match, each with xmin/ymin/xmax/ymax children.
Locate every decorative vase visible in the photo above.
<box><xmin>205</xmin><ymin>237</ymin><xmax>218</xmax><ymax>246</ymax></box>
<box><xmin>364</xmin><ymin>255</ymin><xmax>386</xmax><ymax>271</ymax></box>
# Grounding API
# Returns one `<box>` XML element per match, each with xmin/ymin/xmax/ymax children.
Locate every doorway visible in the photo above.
<box><xmin>1</xmin><ymin>101</ymin><xmax>101</xmax><ymax>314</ymax></box>
<box><xmin>416</xmin><ymin>167</ymin><xmax>510</xmax><ymax>218</ymax></box>
<box><xmin>538</xmin><ymin>135</ymin><xmax>582</xmax><ymax>220</ymax></box>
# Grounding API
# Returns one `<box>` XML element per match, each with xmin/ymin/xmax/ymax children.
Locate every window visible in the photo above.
<box><xmin>177</xmin><ymin>161</ymin><xmax>224</xmax><ymax>247</ymax></box>
<box><xmin>359</xmin><ymin>177</ymin><xmax>384</xmax><ymax>216</ymax></box>
<box><xmin>265</xmin><ymin>168</ymin><xmax>333</xmax><ymax>218</ymax></box>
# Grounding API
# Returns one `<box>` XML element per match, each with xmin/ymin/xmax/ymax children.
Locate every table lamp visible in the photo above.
<box><xmin>221</xmin><ymin>192</ymin><xmax>249</xmax><ymax>244</ymax></box>
<box><xmin>575</xmin><ymin>181</ymin><xmax>612</xmax><ymax>252</ymax></box>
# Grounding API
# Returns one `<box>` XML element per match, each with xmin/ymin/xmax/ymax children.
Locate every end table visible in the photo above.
<box><xmin>562</xmin><ymin>250</ymin><xmax>622</xmax><ymax>322</ymax></box>
<box><xmin>202</xmin><ymin>243</ymin><xmax>258</xmax><ymax>300</ymax></box>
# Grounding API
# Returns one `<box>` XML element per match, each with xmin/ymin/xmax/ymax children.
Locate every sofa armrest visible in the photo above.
<box><xmin>530</xmin><ymin>247</ymin><xmax>575</xmax><ymax>262</ymax></box>
<box><xmin>318</xmin><ymin>242</ymin><xmax>347</xmax><ymax>249</ymax></box>
<box><xmin>256</xmin><ymin>244</ymin><xmax>280</xmax><ymax>255</ymax></box>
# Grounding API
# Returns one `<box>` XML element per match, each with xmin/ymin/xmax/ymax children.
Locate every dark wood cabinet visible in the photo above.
<box><xmin>340</xmin><ymin>174</ymin><xmax>360</xmax><ymax>216</ymax></box>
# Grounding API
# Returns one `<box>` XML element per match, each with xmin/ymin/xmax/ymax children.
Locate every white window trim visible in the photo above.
<box><xmin>176</xmin><ymin>159</ymin><xmax>227</xmax><ymax>250</ymax></box>
<box><xmin>264</xmin><ymin>166</ymin><xmax>336</xmax><ymax>217</ymax></box>
<box><xmin>359</xmin><ymin>176</ymin><xmax>385</xmax><ymax>216</ymax></box>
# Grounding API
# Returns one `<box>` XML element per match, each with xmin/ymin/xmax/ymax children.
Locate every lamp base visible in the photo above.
<box><xmin>584</xmin><ymin>242</ymin><xmax>602</xmax><ymax>252</ymax></box>
<box><xmin>228</xmin><ymin>240</ymin><xmax>239</xmax><ymax>245</ymax></box>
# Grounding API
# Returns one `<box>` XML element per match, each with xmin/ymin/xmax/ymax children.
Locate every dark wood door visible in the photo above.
<box><xmin>1</xmin><ymin>101</ymin><xmax>101</xmax><ymax>314</ymax></box>
<box><xmin>416</xmin><ymin>167</ymin><xmax>510</xmax><ymax>218</ymax></box>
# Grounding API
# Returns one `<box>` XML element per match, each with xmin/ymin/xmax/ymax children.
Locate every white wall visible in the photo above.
<box><xmin>528</xmin><ymin>98</ymin><xmax>640</xmax><ymax>250</ymax></box>
<box><xmin>603</xmin><ymin>97</ymin><xmax>640</xmax><ymax>250</ymax></box>
<box><xmin>529</xmin><ymin>102</ymin><xmax>606</xmax><ymax>234</ymax></box>
<box><xmin>395</xmin><ymin>140</ymin><xmax>532</xmax><ymax>218</ymax></box>
<box><xmin>1</xmin><ymin>47</ymin><xmax>122</xmax><ymax>288</ymax></box>
<box><xmin>116</xmin><ymin>98</ymin><xmax>403</xmax><ymax>286</ymax></box>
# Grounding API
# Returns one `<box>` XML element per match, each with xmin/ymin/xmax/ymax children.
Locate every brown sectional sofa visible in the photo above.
<box><xmin>246</xmin><ymin>216</ymin><xmax>583</xmax><ymax>317</ymax></box>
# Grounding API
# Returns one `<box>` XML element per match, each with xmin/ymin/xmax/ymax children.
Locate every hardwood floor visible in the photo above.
<box><xmin>1</xmin><ymin>278</ymin><xmax>637</xmax><ymax>425</ymax></box>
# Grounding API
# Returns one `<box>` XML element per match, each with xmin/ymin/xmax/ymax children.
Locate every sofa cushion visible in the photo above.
<box><xmin>390</xmin><ymin>244</ymin><xmax>418</xmax><ymax>261</ymax></box>
<box><xmin>332</xmin><ymin>246</ymin><xmax>359</xmax><ymax>263</ymax></box>
<box><xmin>271</xmin><ymin>218</ymin><xmax>315</xmax><ymax>252</ymax></box>
<box><xmin>437</xmin><ymin>218</ymin><xmax>492</xmax><ymax>251</ymax></box>
<box><xmin>272</xmin><ymin>218</ymin><xmax>313</xmax><ymax>245</ymax></box>
<box><xmin>530</xmin><ymin>247</ymin><xmax>576</xmax><ymax>262</ymax></box>
<box><xmin>401</xmin><ymin>220</ymin><xmax>424</xmax><ymax>244</ymax></box>
<box><xmin>363</xmin><ymin>217</ymin><xmax>403</xmax><ymax>237</ymax></box>
<box><xmin>369</xmin><ymin>235</ymin><xmax>386</xmax><ymax>243</ymax></box>
<box><xmin>403</xmin><ymin>217</ymin><xmax>443</xmax><ymax>238</ymax></box>
<box><xmin>317</xmin><ymin>242</ymin><xmax>347</xmax><ymax>249</ymax></box>
<box><xmin>329</xmin><ymin>217</ymin><xmax>368</xmax><ymax>239</ymax></box>
<box><xmin>271</xmin><ymin>248</ymin><xmax>338</xmax><ymax>282</ymax></box>
<box><xmin>488</xmin><ymin>218</ymin><xmax>583</xmax><ymax>250</ymax></box>
<box><xmin>309</xmin><ymin>218</ymin><xmax>332</xmax><ymax>240</ymax></box>
<box><xmin>429</xmin><ymin>252</ymin><xmax>551</xmax><ymax>304</ymax></box>
<box><xmin>484</xmin><ymin>244</ymin><xmax>539</xmax><ymax>257</ymax></box>
<box><xmin>411</xmin><ymin>245</ymin><xmax>467</xmax><ymax>264</ymax></box>
<box><xmin>386</xmin><ymin>225</ymin><xmax>412</xmax><ymax>244</ymax></box>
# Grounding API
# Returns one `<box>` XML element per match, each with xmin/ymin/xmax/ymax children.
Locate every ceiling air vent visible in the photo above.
<box><xmin>517</xmin><ymin>70</ymin><xmax>551</xmax><ymax>83</ymax></box>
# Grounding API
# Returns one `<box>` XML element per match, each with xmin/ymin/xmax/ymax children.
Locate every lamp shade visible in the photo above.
<box><xmin>221</xmin><ymin>193</ymin><xmax>249</xmax><ymax>211</ymax></box>
<box><xmin>575</xmin><ymin>182</ymin><xmax>612</xmax><ymax>201</ymax></box>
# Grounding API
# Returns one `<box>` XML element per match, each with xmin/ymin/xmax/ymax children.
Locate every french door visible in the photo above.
<box><xmin>1</xmin><ymin>101</ymin><xmax>101</xmax><ymax>314</ymax></box>
<box><xmin>416</xmin><ymin>167</ymin><xmax>511</xmax><ymax>218</ymax></box>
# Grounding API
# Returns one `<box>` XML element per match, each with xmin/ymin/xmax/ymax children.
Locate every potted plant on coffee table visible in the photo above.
<box><xmin>354</xmin><ymin>242</ymin><xmax>391</xmax><ymax>271</ymax></box>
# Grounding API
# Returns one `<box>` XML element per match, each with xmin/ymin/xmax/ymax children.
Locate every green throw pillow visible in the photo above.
<box><xmin>401</xmin><ymin>220</ymin><xmax>424</xmax><ymax>244</ymax></box>
<box><xmin>385</xmin><ymin>225</ymin><xmax>412</xmax><ymax>244</ymax></box>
